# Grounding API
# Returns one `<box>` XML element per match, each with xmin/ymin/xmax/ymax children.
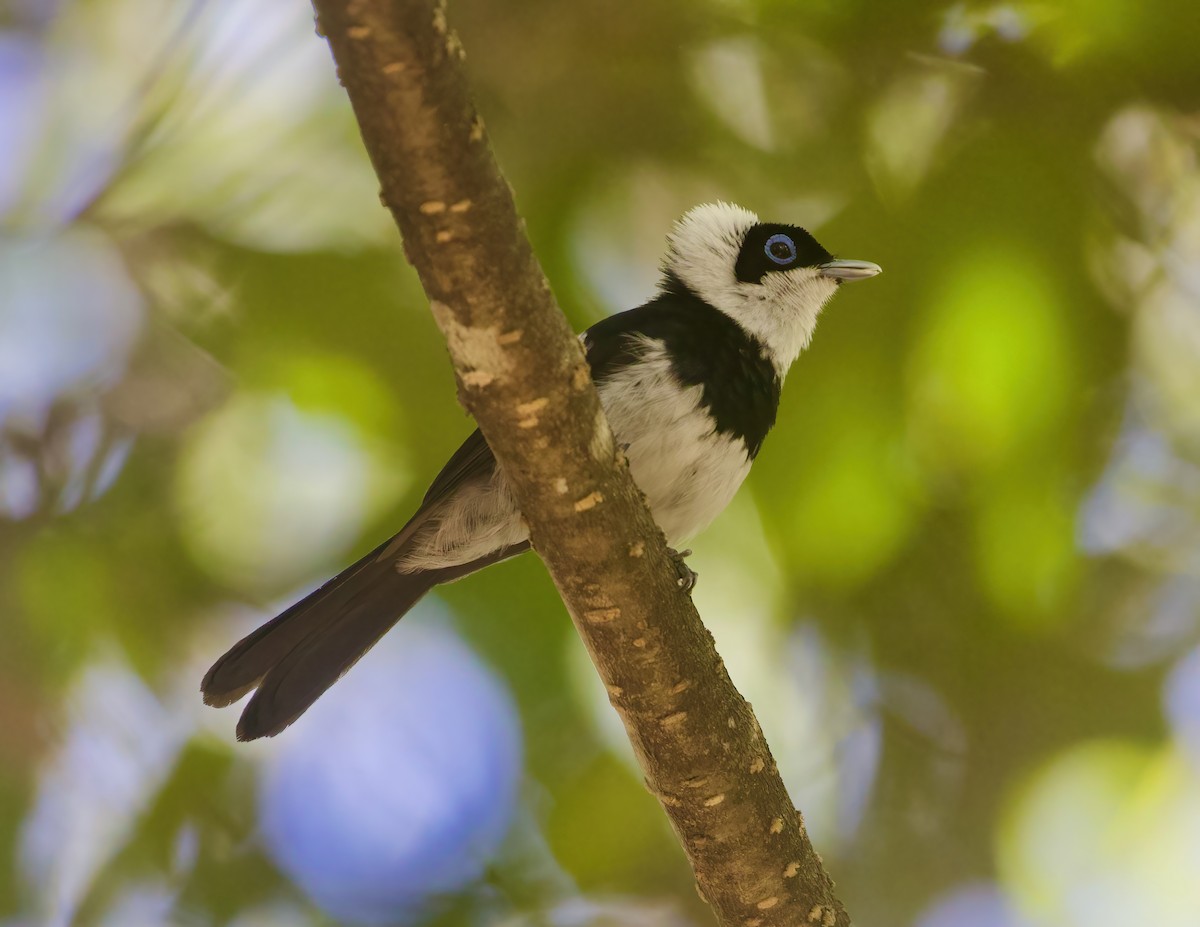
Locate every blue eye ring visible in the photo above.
<box><xmin>764</xmin><ymin>233</ymin><xmax>797</xmax><ymax>266</ymax></box>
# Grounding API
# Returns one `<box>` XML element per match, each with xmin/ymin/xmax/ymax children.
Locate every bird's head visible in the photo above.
<box><xmin>662</xmin><ymin>202</ymin><xmax>880</xmax><ymax>374</ymax></box>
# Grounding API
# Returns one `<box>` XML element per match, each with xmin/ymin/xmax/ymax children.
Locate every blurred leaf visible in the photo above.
<box><xmin>92</xmin><ymin>0</ymin><xmax>393</xmax><ymax>250</ymax></box>
<box><xmin>974</xmin><ymin>465</ymin><xmax>1082</xmax><ymax>628</ymax></box>
<box><xmin>998</xmin><ymin>740</ymin><xmax>1200</xmax><ymax>927</ymax></box>
<box><xmin>546</xmin><ymin>752</ymin><xmax>681</xmax><ymax>892</ymax></box>
<box><xmin>249</xmin><ymin>351</ymin><xmax>406</xmax><ymax>443</ymax></box>
<box><xmin>907</xmin><ymin>246</ymin><xmax>1074</xmax><ymax>477</ymax></box>
<box><xmin>1028</xmin><ymin>0</ymin><xmax>1144</xmax><ymax>66</ymax></box>
<box><xmin>758</xmin><ymin>368</ymin><xmax>919</xmax><ymax>589</ymax></box>
<box><xmin>688</xmin><ymin>37</ymin><xmax>774</xmax><ymax>150</ymax></box>
<box><xmin>16</xmin><ymin>531</ymin><xmax>122</xmax><ymax>676</ymax></box>
<box><xmin>174</xmin><ymin>389</ymin><xmax>408</xmax><ymax>593</ymax></box>
<box><xmin>104</xmin><ymin>322</ymin><xmax>231</xmax><ymax>434</ymax></box>
<box><xmin>3</xmin><ymin>0</ymin><xmax>1200</xmax><ymax>923</ymax></box>
<box><xmin>866</xmin><ymin>58</ymin><xmax>982</xmax><ymax>203</ymax></box>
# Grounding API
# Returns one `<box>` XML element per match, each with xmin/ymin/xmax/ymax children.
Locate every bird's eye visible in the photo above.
<box><xmin>764</xmin><ymin>233</ymin><xmax>797</xmax><ymax>266</ymax></box>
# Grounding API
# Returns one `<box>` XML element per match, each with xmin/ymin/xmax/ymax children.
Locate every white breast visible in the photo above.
<box><xmin>401</xmin><ymin>338</ymin><xmax>751</xmax><ymax>571</ymax></box>
<box><xmin>597</xmin><ymin>337</ymin><xmax>752</xmax><ymax>545</ymax></box>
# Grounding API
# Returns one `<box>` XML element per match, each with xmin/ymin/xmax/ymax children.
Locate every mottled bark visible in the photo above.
<box><xmin>309</xmin><ymin>1</ymin><xmax>850</xmax><ymax>924</ymax></box>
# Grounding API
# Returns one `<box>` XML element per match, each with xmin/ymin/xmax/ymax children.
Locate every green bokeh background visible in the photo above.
<box><xmin>3</xmin><ymin>0</ymin><xmax>1200</xmax><ymax>924</ymax></box>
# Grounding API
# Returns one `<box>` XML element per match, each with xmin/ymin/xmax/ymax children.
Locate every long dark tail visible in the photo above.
<box><xmin>201</xmin><ymin>533</ymin><xmax>527</xmax><ymax>741</ymax></box>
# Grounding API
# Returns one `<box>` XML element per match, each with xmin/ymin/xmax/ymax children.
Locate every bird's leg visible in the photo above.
<box><xmin>667</xmin><ymin>548</ymin><xmax>697</xmax><ymax>593</ymax></box>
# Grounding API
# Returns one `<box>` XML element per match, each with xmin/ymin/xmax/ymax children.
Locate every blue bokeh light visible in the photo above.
<box><xmin>19</xmin><ymin>658</ymin><xmax>192</xmax><ymax>927</ymax></box>
<box><xmin>1165</xmin><ymin>644</ymin><xmax>1200</xmax><ymax>766</ymax></box>
<box><xmin>915</xmin><ymin>883</ymin><xmax>1035</xmax><ymax>927</ymax></box>
<box><xmin>0</xmin><ymin>33</ymin><xmax>48</xmax><ymax>217</ymax></box>
<box><xmin>257</xmin><ymin>615</ymin><xmax>523</xmax><ymax>926</ymax></box>
<box><xmin>0</xmin><ymin>230</ymin><xmax>143</xmax><ymax>427</ymax></box>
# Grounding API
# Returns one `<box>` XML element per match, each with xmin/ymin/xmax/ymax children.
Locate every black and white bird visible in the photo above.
<box><xmin>201</xmin><ymin>202</ymin><xmax>880</xmax><ymax>740</ymax></box>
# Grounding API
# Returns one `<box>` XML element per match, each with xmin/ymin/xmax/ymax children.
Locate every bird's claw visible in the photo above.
<box><xmin>667</xmin><ymin>548</ymin><xmax>697</xmax><ymax>594</ymax></box>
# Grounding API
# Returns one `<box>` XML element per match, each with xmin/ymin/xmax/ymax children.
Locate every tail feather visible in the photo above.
<box><xmin>200</xmin><ymin>534</ymin><xmax>404</xmax><ymax>709</ymax></box>
<box><xmin>201</xmin><ymin>530</ymin><xmax>529</xmax><ymax>740</ymax></box>
<box><xmin>234</xmin><ymin>569</ymin><xmax>436</xmax><ymax>740</ymax></box>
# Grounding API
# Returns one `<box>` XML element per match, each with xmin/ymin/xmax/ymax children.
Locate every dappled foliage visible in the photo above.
<box><xmin>2</xmin><ymin>0</ymin><xmax>1200</xmax><ymax>925</ymax></box>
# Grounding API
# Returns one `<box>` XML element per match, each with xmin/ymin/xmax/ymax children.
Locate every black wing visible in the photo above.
<box><xmin>419</xmin><ymin>309</ymin><xmax>663</xmax><ymax>506</ymax></box>
<box><xmin>427</xmin><ymin>282</ymin><xmax>712</xmax><ymax>486</ymax></box>
<box><xmin>422</xmin><ymin>426</ymin><xmax>496</xmax><ymax>506</ymax></box>
<box><xmin>582</xmin><ymin>302</ymin><xmax>671</xmax><ymax>383</ymax></box>
<box><xmin>422</xmin><ymin>307</ymin><xmax>673</xmax><ymax>495</ymax></box>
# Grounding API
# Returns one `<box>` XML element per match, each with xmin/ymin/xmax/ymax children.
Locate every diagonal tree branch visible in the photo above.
<box><xmin>310</xmin><ymin>1</ymin><xmax>850</xmax><ymax>924</ymax></box>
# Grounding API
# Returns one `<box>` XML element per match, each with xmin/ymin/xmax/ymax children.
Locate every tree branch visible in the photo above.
<box><xmin>310</xmin><ymin>1</ymin><xmax>850</xmax><ymax>923</ymax></box>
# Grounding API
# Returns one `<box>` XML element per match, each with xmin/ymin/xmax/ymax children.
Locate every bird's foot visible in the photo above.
<box><xmin>667</xmin><ymin>548</ymin><xmax>697</xmax><ymax>594</ymax></box>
